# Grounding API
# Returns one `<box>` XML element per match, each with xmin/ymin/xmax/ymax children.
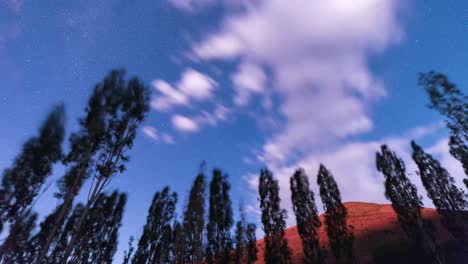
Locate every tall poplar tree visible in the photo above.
<box><xmin>411</xmin><ymin>141</ymin><xmax>468</xmax><ymax>240</ymax></box>
<box><xmin>0</xmin><ymin>211</ymin><xmax>37</xmax><ymax>263</ymax></box>
<box><xmin>132</xmin><ymin>187</ymin><xmax>177</xmax><ymax>264</ymax></box>
<box><xmin>70</xmin><ymin>192</ymin><xmax>127</xmax><ymax>264</ymax></box>
<box><xmin>60</xmin><ymin>71</ymin><xmax>150</xmax><ymax>263</ymax></box>
<box><xmin>206</xmin><ymin>169</ymin><xmax>233</xmax><ymax>264</ymax></box>
<box><xmin>258</xmin><ymin>168</ymin><xmax>291</xmax><ymax>264</ymax></box>
<box><xmin>36</xmin><ymin>70</ymin><xmax>136</xmax><ymax>263</ymax></box>
<box><xmin>182</xmin><ymin>172</ymin><xmax>206</xmax><ymax>264</ymax></box>
<box><xmin>234</xmin><ymin>206</ymin><xmax>247</xmax><ymax>264</ymax></box>
<box><xmin>0</xmin><ymin>105</ymin><xmax>65</xmax><ymax>229</ymax></box>
<box><xmin>317</xmin><ymin>165</ymin><xmax>354</xmax><ymax>264</ymax></box>
<box><xmin>376</xmin><ymin>144</ymin><xmax>443</xmax><ymax>263</ymax></box>
<box><xmin>246</xmin><ymin>223</ymin><xmax>258</xmax><ymax>264</ymax></box>
<box><xmin>291</xmin><ymin>168</ymin><xmax>323</xmax><ymax>264</ymax></box>
<box><xmin>419</xmin><ymin>71</ymin><xmax>467</xmax><ymax>185</ymax></box>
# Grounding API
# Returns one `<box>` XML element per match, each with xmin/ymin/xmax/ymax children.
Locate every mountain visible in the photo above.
<box><xmin>255</xmin><ymin>202</ymin><xmax>467</xmax><ymax>263</ymax></box>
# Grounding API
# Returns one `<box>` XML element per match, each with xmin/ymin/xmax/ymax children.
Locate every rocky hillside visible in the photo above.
<box><xmin>255</xmin><ymin>202</ymin><xmax>466</xmax><ymax>263</ymax></box>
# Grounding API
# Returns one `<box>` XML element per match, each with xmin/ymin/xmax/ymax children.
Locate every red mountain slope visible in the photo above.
<box><xmin>255</xmin><ymin>202</ymin><xmax>460</xmax><ymax>264</ymax></box>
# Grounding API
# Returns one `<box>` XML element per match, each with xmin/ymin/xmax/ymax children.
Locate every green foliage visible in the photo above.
<box><xmin>182</xmin><ymin>172</ymin><xmax>206</xmax><ymax>264</ymax></box>
<box><xmin>246</xmin><ymin>223</ymin><xmax>258</xmax><ymax>264</ymax></box>
<box><xmin>132</xmin><ymin>187</ymin><xmax>177</xmax><ymax>264</ymax></box>
<box><xmin>419</xmin><ymin>71</ymin><xmax>468</xmax><ymax>186</ymax></box>
<box><xmin>376</xmin><ymin>145</ymin><xmax>443</xmax><ymax>264</ymax></box>
<box><xmin>411</xmin><ymin>141</ymin><xmax>468</xmax><ymax>240</ymax></box>
<box><xmin>259</xmin><ymin>168</ymin><xmax>291</xmax><ymax>264</ymax></box>
<box><xmin>206</xmin><ymin>169</ymin><xmax>233</xmax><ymax>264</ymax></box>
<box><xmin>317</xmin><ymin>164</ymin><xmax>354</xmax><ymax>264</ymax></box>
<box><xmin>0</xmin><ymin>105</ymin><xmax>65</xmax><ymax>227</ymax></box>
<box><xmin>291</xmin><ymin>168</ymin><xmax>323</xmax><ymax>264</ymax></box>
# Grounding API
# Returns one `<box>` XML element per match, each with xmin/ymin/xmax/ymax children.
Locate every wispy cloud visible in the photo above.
<box><xmin>151</xmin><ymin>68</ymin><xmax>217</xmax><ymax>112</ymax></box>
<box><xmin>192</xmin><ymin>0</ymin><xmax>403</xmax><ymax>166</ymax></box>
<box><xmin>171</xmin><ymin>114</ymin><xmax>200</xmax><ymax>132</ymax></box>
<box><xmin>171</xmin><ymin>105</ymin><xmax>231</xmax><ymax>133</ymax></box>
<box><xmin>142</xmin><ymin>125</ymin><xmax>175</xmax><ymax>144</ymax></box>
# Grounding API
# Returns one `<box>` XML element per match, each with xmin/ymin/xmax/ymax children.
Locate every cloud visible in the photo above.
<box><xmin>232</xmin><ymin>61</ymin><xmax>267</xmax><ymax>106</ymax></box>
<box><xmin>172</xmin><ymin>105</ymin><xmax>231</xmax><ymax>133</ymax></box>
<box><xmin>151</xmin><ymin>80</ymin><xmax>188</xmax><ymax>111</ymax></box>
<box><xmin>192</xmin><ymin>0</ymin><xmax>403</xmax><ymax>165</ymax></box>
<box><xmin>178</xmin><ymin>69</ymin><xmax>217</xmax><ymax>100</ymax></box>
<box><xmin>142</xmin><ymin>126</ymin><xmax>175</xmax><ymax>144</ymax></box>
<box><xmin>151</xmin><ymin>68</ymin><xmax>217</xmax><ymax>112</ymax></box>
<box><xmin>168</xmin><ymin>0</ymin><xmax>217</xmax><ymax>13</ymax></box>
<box><xmin>244</xmin><ymin>123</ymin><xmax>464</xmax><ymax>227</ymax></box>
<box><xmin>172</xmin><ymin>115</ymin><xmax>200</xmax><ymax>132</ymax></box>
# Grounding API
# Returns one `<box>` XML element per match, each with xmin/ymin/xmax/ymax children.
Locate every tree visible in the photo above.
<box><xmin>60</xmin><ymin>71</ymin><xmax>150</xmax><ymax>263</ymax></box>
<box><xmin>132</xmin><ymin>187</ymin><xmax>177</xmax><ymax>264</ymax></box>
<box><xmin>234</xmin><ymin>211</ymin><xmax>246</xmax><ymax>264</ymax></box>
<box><xmin>376</xmin><ymin>144</ymin><xmax>443</xmax><ymax>264</ymax></box>
<box><xmin>122</xmin><ymin>236</ymin><xmax>135</xmax><ymax>264</ymax></box>
<box><xmin>317</xmin><ymin>164</ymin><xmax>354</xmax><ymax>264</ymax></box>
<box><xmin>70</xmin><ymin>192</ymin><xmax>127</xmax><ymax>264</ymax></box>
<box><xmin>171</xmin><ymin>221</ymin><xmax>185</xmax><ymax>264</ymax></box>
<box><xmin>449</xmin><ymin>136</ymin><xmax>468</xmax><ymax>188</ymax></box>
<box><xmin>0</xmin><ymin>105</ymin><xmax>65</xmax><ymax>230</ymax></box>
<box><xmin>36</xmin><ymin>70</ymin><xmax>145</xmax><ymax>263</ymax></box>
<box><xmin>258</xmin><ymin>168</ymin><xmax>291</xmax><ymax>264</ymax></box>
<box><xmin>182</xmin><ymin>172</ymin><xmax>206</xmax><ymax>264</ymax></box>
<box><xmin>246</xmin><ymin>223</ymin><xmax>258</xmax><ymax>264</ymax></box>
<box><xmin>0</xmin><ymin>211</ymin><xmax>37</xmax><ymax>263</ymax></box>
<box><xmin>291</xmin><ymin>168</ymin><xmax>323</xmax><ymax>264</ymax></box>
<box><xmin>411</xmin><ymin>141</ymin><xmax>468</xmax><ymax>240</ymax></box>
<box><xmin>206</xmin><ymin>169</ymin><xmax>233</xmax><ymax>264</ymax></box>
<box><xmin>419</xmin><ymin>71</ymin><xmax>467</xmax><ymax>183</ymax></box>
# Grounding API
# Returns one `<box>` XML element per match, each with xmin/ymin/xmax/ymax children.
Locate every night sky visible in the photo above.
<box><xmin>1</xmin><ymin>0</ymin><xmax>467</xmax><ymax>262</ymax></box>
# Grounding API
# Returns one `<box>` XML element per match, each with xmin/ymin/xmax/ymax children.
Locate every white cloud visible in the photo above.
<box><xmin>142</xmin><ymin>126</ymin><xmax>159</xmax><ymax>140</ymax></box>
<box><xmin>232</xmin><ymin>61</ymin><xmax>267</xmax><ymax>106</ymax></box>
<box><xmin>172</xmin><ymin>114</ymin><xmax>200</xmax><ymax>132</ymax></box>
<box><xmin>151</xmin><ymin>80</ymin><xmax>188</xmax><ymax>111</ymax></box>
<box><xmin>192</xmin><ymin>0</ymin><xmax>403</xmax><ymax>165</ymax></box>
<box><xmin>169</xmin><ymin>105</ymin><xmax>231</xmax><ymax>134</ymax></box>
<box><xmin>151</xmin><ymin>69</ymin><xmax>217</xmax><ymax>112</ymax></box>
<box><xmin>142</xmin><ymin>125</ymin><xmax>175</xmax><ymax>144</ymax></box>
<box><xmin>169</xmin><ymin>0</ymin><xmax>217</xmax><ymax>13</ymax></box>
<box><xmin>245</xmin><ymin>124</ymin><xmax>464</xmax><ymax>227</ymax></box>
<box><xmin>178</xmin><ymin>68</ymin><xmax>217</xmax><ymax>100</ymax></box>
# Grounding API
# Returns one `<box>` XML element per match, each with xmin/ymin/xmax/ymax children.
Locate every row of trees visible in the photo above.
<box><xmin>0</xmin><ymin>70</ymin><xmax>151</xmax><ymax>263</ymax></box>
<box><xmin>0</xmin><ymin>69</ymin><xmax>464</xmax><ymax>263</ymax></box>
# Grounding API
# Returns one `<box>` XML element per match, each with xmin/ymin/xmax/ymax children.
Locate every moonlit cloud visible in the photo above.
<box><xmin>169</xmin><ymin>0</ymin><xmax>217</xmax><ymax>13</ymax></box>
<box><xmin>192</xmin><ymin>0</ymin><xmax>403</xmax><ymax>166</ymax></box>
<box><xmin>142</xmin><ymin>125</ymin><xmax>175</xmax><ymax>144</ymax></box>
<box><xmin>151</xmin><ymin>68</ymin><xmax>217</xmax><ymax>112</ymax></box>
<box><xmin>172</xmin><ymin>114</ymin><xmax>200</xmax><ymax>132</ymax></box>
<box><xmin>232</xmin><ymin>61</ymin><xmax>267</xmax><ymax>106</ymax></box>
<box><xmin>178</xmin><ymin>68</ymin><xmax>217</xmax><ymax>100</ymax></box>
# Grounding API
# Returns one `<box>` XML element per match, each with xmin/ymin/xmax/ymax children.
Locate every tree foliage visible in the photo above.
<box><xmin>291</xmin><ymin>168</ymin><xmax>323</xmax><ymax>264</ymax></box>
<box><xmin>206</xmin><ymin>169</ymin><xmax>233</xmax><ymax>264</ymax></box>
<box><xmin>0</xmin><ymin>105</ymin><xmax>65</xmax><ymax>229</ymax></box>
<box><xmin>317</xmin><ymin>164</ymin><xmax>354</xmax><ymax>264</ymax></box>
<box><xmin>411</xmin><ymin>141</ymin><xmax>468</xmax><ymax>240</ymax></box>
<box><xmin>259</xmin><ymin>168</ymin><xmax>291</xmax><ymax>264</ymax></box>
<box><xmin>132</xmin><ymin>187</ymin><xmax>177</xmax><ymax>264</ymax></box>
<box><xmin>419</xmin><ymin>71</ymin><xmax>468</xmax><ymax>186</ymax></box>
<box><xmin>182</xmin><ymin>172</ymin><xmax>206</xmax><ymax>264</ymax></box>
<box><xmin>376</xmin><ymin>145</ymin><xmax>443</xmax><ymax>264</ymax></box>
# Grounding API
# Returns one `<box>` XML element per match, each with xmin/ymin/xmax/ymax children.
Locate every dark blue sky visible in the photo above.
<box><xmin>0</xmin><ymin>0</ymin><xmax>467</xmax><ymax>261</ymax></box>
